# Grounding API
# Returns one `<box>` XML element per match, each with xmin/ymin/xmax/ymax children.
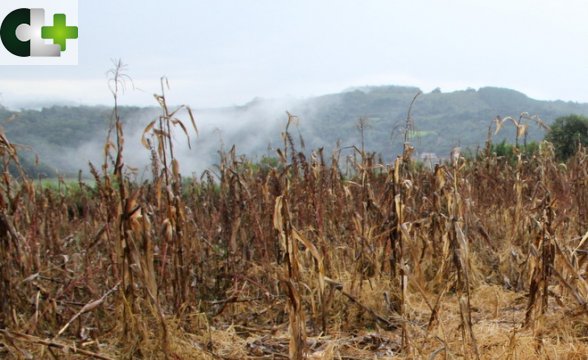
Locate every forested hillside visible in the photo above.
<box><xmin>2</xmin><ymin>85</ymin><xmax>588</xmax><ymax>176</ymax></box>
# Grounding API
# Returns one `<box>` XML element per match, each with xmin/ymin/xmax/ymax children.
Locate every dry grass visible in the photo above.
<box><xmin>1</xmin><ymin>77</ymin><xmax>588</xmax><ymax>359</ymax></box>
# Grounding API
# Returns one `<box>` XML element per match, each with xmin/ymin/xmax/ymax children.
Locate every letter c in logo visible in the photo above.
<box><xmin>1</xmin><ymin>8</ymin><xmax>31</xmax><ymax>57</ymax></box>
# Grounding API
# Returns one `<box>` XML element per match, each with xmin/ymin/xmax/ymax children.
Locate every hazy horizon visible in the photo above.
<box><xmin>1</xmin><ymin>0</ymin><xmax>587</xmax><ymax>109</ymax></box>
<box><xmin>3</xmin><ymin>83</ymin><xmax>587</xmax><ymax>112</ymax></box>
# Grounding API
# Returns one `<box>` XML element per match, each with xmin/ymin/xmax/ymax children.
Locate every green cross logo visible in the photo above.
<box><xmin>41</xmin><ymin>14</ymin><xmax>78</xmax><ymax>51</ymax></box>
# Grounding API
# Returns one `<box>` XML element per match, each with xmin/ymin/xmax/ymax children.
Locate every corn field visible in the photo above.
<box><xmin>1</xmin><ymin>79</ymin><xmax>588</xmax><ymax>359</ymax></box>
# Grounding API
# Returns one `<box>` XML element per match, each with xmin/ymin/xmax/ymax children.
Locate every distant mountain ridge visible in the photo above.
<box><xmin>1</xmin><ymin>85</ymin><xmax>588</xmax><ymax>175</ymax></box>
<box><xmin>285</xmin><ymin>85</ymin><xmax>588</xmax><ymax>157</ymax></box>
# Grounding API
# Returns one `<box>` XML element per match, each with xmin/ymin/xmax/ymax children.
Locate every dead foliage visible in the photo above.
<box><xmin>0</xmin><ymin>79</ymin><xmax>588</xmax><ymax>359</ymax></box>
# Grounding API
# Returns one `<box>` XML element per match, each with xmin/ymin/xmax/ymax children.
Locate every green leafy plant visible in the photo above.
<box><xmin>545</xmin><ymin>114</ymin><xmax>588</xmax><ymax>160</ymax></box>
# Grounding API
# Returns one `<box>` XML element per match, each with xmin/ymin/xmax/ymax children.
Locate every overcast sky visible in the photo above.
<box><xmin>1</xmin><ymin>0</ymin><xmax>587</xmax><ymax>108</ymax></box>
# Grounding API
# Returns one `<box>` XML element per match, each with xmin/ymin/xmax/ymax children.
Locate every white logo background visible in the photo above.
<box><xmin>0</xmin><ymin>0</ymin><xmax>78</xmax><ymax>65</ymax></box>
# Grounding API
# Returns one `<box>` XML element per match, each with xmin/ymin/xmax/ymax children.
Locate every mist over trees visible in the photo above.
<box><xmin>2</xmin><ymin>85</ymin><xmax>588</xmax><ymax>177</ymax></box>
